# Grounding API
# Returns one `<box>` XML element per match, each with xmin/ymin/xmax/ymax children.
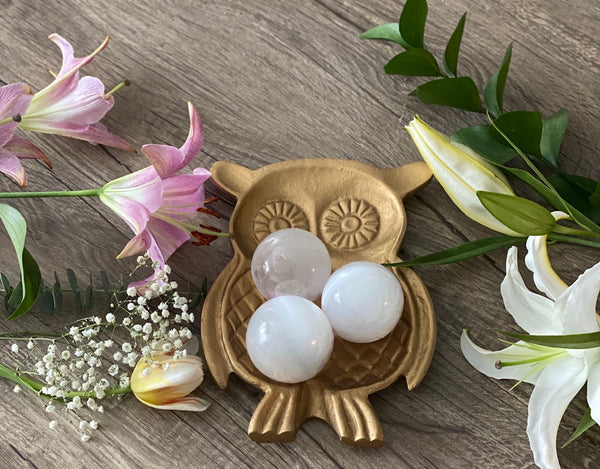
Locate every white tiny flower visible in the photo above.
<box><xmin>27</xmin><ymin>340</ymin><xmax>34</xmax><ymax>350</ymax></box>
<box><xmin>61</xmin><ymin>350</ymin><xmax>71</xmax><ymax>360</ymax></box>
<box><xmin>113</xmin><ymin>351</ymin><xmax>123</xmax><ymax>362</ymax></box>
<box><xmin>79</xmin><ymin>420</ymin><xmax>88</xmax><ymax>430</ymax></box>
<box><xmin>49</xmin><ymin>420</ymin><xmax>58</xmax><ymax>429</ymax></box>
<box><xmin>13</xmin><ymin>384</ymin><xmax>21</xmax><ymax>393</ymax></box>
<box><xmin>142</xmin><ymin>323</ymin><xmax>153</xmax><ymax>335</ymax></box>
<box><xmin>105</xmin><ymin>313</ymin><xmax>116</xmax><ymax>323</ymax></box>
<box><xmin>127</xmin><ymin>302</ymin><xmax>135</xmax><ymax>311</ymax></box>
<box><xmin>122</xmin><ymin>317</ymin><xmax>132</xmax><ymax>326</ymax></box>
<box><xmin>122</xmin><ymin>343</ymin><xmax>132</xmax><ymax>353</ymax></box>
<box><xmin>89</xmin><ymin>420</ymin><xmax>98</xmax><ymax>430</ymax></box>
<box><xmin>81</xmin><ymin>434</ymin><xmax>91</xmax><ymax>442</ymax></box>
<box><xmin>45</xmin><ymin>404</ymin><xmax>56</xmax><ymax>413</ymax></box>
<box><xmin>108</xmin><ymin>364</ymin><xmax>119</xmax><ymax>376</ymax></box>
<box><xmin>93</xmin><ymin>316</ymin><xmax>102</xmax><ymax>325</ymax></box>
<box><xmin>127</xmin><ymin>286</ymin><xmax>137</xmax><ymax>297</ymax></box>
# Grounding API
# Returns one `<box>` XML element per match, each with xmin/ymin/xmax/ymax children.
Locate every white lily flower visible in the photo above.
<box><xmin>406</xmin><ymin>116</ymin><xmax>519</xmax><ymax>235</ymax></box>
<box><xmin>461</xmin><ymin>219</ymin><xmax>600</xmax><ymax>469</ymax></box>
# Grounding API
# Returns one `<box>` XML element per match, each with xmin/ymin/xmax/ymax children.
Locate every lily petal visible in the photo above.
<box><xmin>0</xmin><ymin>83</ymin><xmax>33</xmax><ymax>146</ymax></box>
<box><xmin>4</xmin><ymin>136</ymin><xmax>52</xmax><ymax>167</ymax></box>
<box><xmin>32</xmin><ymin>121</ymin><xmax>135</xmax><ymax>152</ymax></box>
<box><xmin>135</xmin><ymin>394</ymin><xmax>210</xmax><ymax>412</ymax></box>
<box><xmin>525</xmin><ymin>211</ymin><xmax>569</xmax><ymax>300</ymax></box>
<box><xmin>99</xmin><ymin>166</ymin><xmax>163</xmax><ymax>234</ymax></box>
<box><xmin>586</xmin><ymin>359</ymin><xmax>600</xmax><ymax>424</ymax></box>
<box><xmin>141</xmin><ymin>103</ymin><xmax>203</xmax><ymax>178</ymax></box>
<box><xmin>30</xmin><ymin>34</ymin><xmax>109</xmax><ymax>109</ymax></box>
<box><xmin>117</xmin><ymin>230</ymin><xmax>153</xmax><ymax>259</ymax></box>
<box><xmin>501</xmin><ymin>247</ymin><xmax>555</xmax><ymax>334</ymax></box>
<box><xmin>554</xmin><ymin>262</ymin><xmax>600</xmax><ymax>335</ymax></box>
<box><xmin>0</xmin><ymin>148</ymin><xmax>27</xmax><ymax>186</ymax></box>
<box><xmin>527</xmin><ymin>357</ymin><xmax>587</xmax><ymax>469</ymax></box>
<box><xmin>460</xmin><ymin>330</ymin><xmax>551</xmax><ymax>385</ymax></box>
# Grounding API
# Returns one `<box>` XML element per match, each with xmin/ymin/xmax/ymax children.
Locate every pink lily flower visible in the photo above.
<box><xmin>99</xmin><ymin>103</ymin><xmax>212</xmax><ymax>286</ymax></box>
<box><xmin>19</xmin><ymin>34</ymin><xmax>134</xmax><ymax>152</ymax></box>
<box><xmin>116</xmin><ymin>168</ymin><xmax>211</xmax><ymax>265</ymax></box>
<box><xmin>0</xmin><ymin>83</ymin><xmax>51</xmax><ymax>186</ymax></box>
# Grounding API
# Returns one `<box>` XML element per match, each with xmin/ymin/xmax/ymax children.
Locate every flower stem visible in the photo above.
<box><xmin>0</xmin><ymin>362</ymin><xmax>131</xmax><ymax>399</ymax></box>
<box><xmin>548</xmin><ymin>233</ymin><xmax>600</xmax><ymax>249</ymax></box>
<box><xmin>552</xmin><ymin>224</ymin><xmax>600</xmax><ymax>238</ymax></box>
<box><xmin>0</xmin><ymin>188</ymin><xmax>101</xmax><ymax>199</ymax></box>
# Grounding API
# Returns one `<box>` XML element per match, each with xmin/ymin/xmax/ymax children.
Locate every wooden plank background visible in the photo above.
<box><xmin>0</xmin><ymin>0</ymin><xmax>598</xmax><ymax>467</ymax></box>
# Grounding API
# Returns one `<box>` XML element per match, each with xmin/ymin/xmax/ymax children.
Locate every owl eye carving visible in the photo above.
<box><xmin>320</xmin><ymin>198</ymin><xmax>380</xmax><ymax>249</ymax></box>
<box><xmin>253</xmin><ymin>201</ymin><xmax>309</xmax><ymax>242</ymax></box>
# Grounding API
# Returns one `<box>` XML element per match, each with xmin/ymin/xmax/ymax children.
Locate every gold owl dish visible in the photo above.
<box><xmin>201</xmin><ymin>158</ymin><xmax>437</xmax><ymax>447</ymax></box>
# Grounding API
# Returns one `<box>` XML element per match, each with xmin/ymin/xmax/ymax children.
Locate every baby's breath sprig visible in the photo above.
<box><xmin>0</xmin><ymin>253</ymin><xmax>203</xmax><ymax>441</ymax></box>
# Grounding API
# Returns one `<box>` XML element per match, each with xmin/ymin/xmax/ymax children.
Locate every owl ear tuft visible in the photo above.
<box><xmin>381</xmin><ymin>162</ymin><xmax>432</xmax><ymax>199</ymax></box>
<box><xmin>210</xmin><ymin>161</ymin><xmax>256</xmax><ymax>197</ymax></box>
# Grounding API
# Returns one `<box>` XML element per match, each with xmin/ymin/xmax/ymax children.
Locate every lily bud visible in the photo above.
<box><xmin>406</xmin><ymin>116</ymin><xmax>519</xmax><ymax>235</ymax></box>
<box><xmin>131</xmin><ymin>352</ymin><xmax>209</xmax><ymax>411</ymax></box>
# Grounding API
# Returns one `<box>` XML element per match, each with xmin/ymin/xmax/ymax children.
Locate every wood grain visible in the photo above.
<box><xmin>0</xmin><ymin>0</ymin><xmax>598</xmax><ymax>467</ymax></box>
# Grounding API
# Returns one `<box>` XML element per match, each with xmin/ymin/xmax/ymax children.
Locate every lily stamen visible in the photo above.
<box><xmin>104</xmin><ymin>79</ymin><xmax>130</xmax><ymax>99</ymax></box>
<box><xmin>0</xmin><ymin>114</ymin><xmax>21</xmax><ymax>126</ymax></box>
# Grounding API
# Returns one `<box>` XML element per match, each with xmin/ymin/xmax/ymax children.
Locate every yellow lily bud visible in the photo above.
<box><xmin>131</xmin><ymin>352</ymin><xmax>209</xmax><ymax>411</ymax></box>
<box><xmin>406</xmin><ymin>116</ymin><xmax>519</xmax><ymax>235</ymax></box>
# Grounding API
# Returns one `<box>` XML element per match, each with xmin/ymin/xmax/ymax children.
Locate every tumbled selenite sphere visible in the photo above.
<box><xmin>246</xmin><ymin>295</ymin><xmax>334</xmax><ymax>383</ymax></box>
<box><xmin>321</xmin><ymin>261</ymin><xmax>404</xmax><ymax>343</ymax></box>
<box><xmin>251</xmin><ymin>228</ymin><xmax>331</xmax><ymax>301</ymax></box>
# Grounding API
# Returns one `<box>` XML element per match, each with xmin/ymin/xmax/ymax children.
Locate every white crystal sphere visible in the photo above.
<box><xmin>246</xmin><ymin>296</ymin><xmax>334</xmax><ymax>383</ymax></box>
<box><xmin>251</xmin><ymin>228</ymin><xmax>331</xmax><ymax>301</ymax></box>
<box><xmin>321</xmin><ymin>261</ymin><xmax>404</xmax><ymax>343</ymax></box>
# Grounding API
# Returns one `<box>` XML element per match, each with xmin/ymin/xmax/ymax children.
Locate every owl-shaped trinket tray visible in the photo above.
<box><xmin>201</xmin><ymin>159</ymin><xmax>436</xmax><ymax>447</ymax></box>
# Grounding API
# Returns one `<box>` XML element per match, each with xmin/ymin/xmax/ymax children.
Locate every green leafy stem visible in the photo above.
<box><xmin>361</xmin><ymin>0</ymin><xmax>600</xmax><ymax>226</ymax></box>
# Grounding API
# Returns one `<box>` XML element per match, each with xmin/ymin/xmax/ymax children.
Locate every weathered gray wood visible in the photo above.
<box><xmin>0</xmin><ymin>0</ymin><xmax>598</xmax><ymax>467</ymax></box>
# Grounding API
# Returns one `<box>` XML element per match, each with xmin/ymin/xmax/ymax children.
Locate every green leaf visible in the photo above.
<box><xmin>549</xmin><ymin>173</ymin><xmax>600</xmax><ymax>222</ymax></box>
<box><xmin>53</xmin><ymin>272</ymin><xmax>63</xmax><ymax>311</ymax></box>
<box><xmin>590</xmin><ymin>182</ymin><xmax>600</xmax><ymax>208</ymax></box>
<box><xmin>40</xmin><ymin>287</ymin><xmax>55</xmax><ymax>315</ymax></box>
<box><xmin>7</xmin><ymin>282</ymin><xmax>22</xmax><ymax>313</ymax></box>
<box><xmin>452</xmin><ymin>125</ymin><xmax>517</xmax><ymax>164</ymax></box>
<box><xmin>540</xmin><ymin>109</ymin><xmax>568</xmax><ymax>169</ymax></box>
<box><xmin>7</xmin><ymin>248</ymin><xmax>41</xmax><ymax>319</ymax></box>
<box><xmin>100</xmin><ymin>271</ymin><xmax>110</xmax><ymax>296</ymax></box>
<box><xmin>491</xmin><ymin>111</ymin><xmax>543</xmax><ymax>158</ymax></box>
<box><xmin>500</xmin><ymin>330</ymin><xmax>600</xmax><ymax>349</ymax></box>
<box><xmin>189</xmin><ymin>278</ymin><xmax>208</xmax><ymax>309</ymax></box>
<box><xmin>443</xmin><ymin>13</ymin><xmax>466</xmax><ymax>77</ymax></box>
<box><xmin>484</xmin><ymin>44</ymin><xmax>512</xmax><ymax>117</ymax></box>
<box><xmin>66</xmin><ymin>268</ymin><xmax>79</xmax><ymax>293</ymax></box>
<box><xmin>477</xmin><ymin>191</ymin><xmax>556</xmax><ymax>235</ymax></box>
<box><xmin>84</xmin><ymin>274</ymin><xmax>93</xmax><ymax>311</ymax></box>
<box><xmin>385</xmin><ymin>48</ymin><xmax>441</xmax><ymax>76</ymax></box>
<box><xmin>399</xmin><ymin>0</ymin><xmax>428</xmax><ymax>48</ymax></box>
<box><xmin>410</xmin><ymin>77</ymin><xmax>485</xmax><ymax>113</ymax></box>
<box><xmin>360</xmin><ymin>23</ymin><xmax>410</xmax><ymax>48</ymax></box>
<box><xmin>0</xmin><ymin>204</ymin><xmax>42</xmax><ymax>319</ymax></box>
<box><xmin>563</xmin><ymin>408</ymin><xmax>597</xmax><ymax>448</ymax></box>
<box><xmin>383</xmin><ymin>236</ymin><xmax>525</xmax><ymax>267</ymax></box>
<box><xmin>504</xmin><ymin>167</ymin><xmax>600</xmax><ymax>236</ymax></box>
